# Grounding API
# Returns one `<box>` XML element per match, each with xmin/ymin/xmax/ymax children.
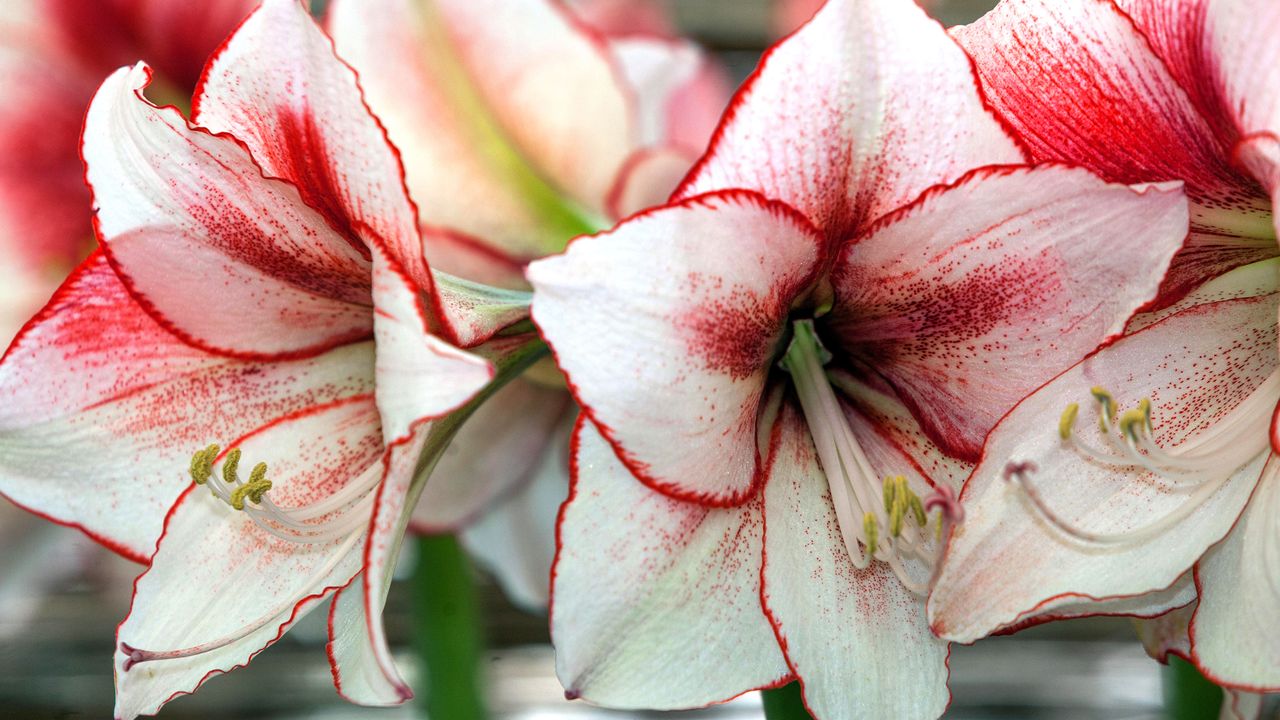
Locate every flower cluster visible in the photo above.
<box><xmin>0</xmin><ymin>0</ymin><xmax>1274</xmax><ymax>719</ymax></box>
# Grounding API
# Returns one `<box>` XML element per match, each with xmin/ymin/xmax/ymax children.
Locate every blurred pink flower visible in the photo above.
<box><xmin>327</xmin><ymin>0</ymin><xmax>732</xmax><ymax>609</ymax></box>
<box><xmin>0</xmin><ymin>0</ymin><xmax>257</xmax><ymax>341</ymax></box>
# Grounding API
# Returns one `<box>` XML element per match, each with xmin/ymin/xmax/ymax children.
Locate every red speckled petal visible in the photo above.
<box><xmin>335</xmin><ymin>242</ymin><xmax>494</xmax><ymax>704</ymax></box>
<box><xmin>328</xmin><ymin>0</ymin><xmax>629</xmax><ymax>261</ymax></box>
<box><xmin>954</xmin><ymin>0</ymin><xmax>1236</xmax><ymax>194</ymax></box>
<box><xmin>527</xmin><ymin>190</ymin><xmax>824</xmax><ymax>506</ymax></box>
<box><xmin>928</xmin><ymin>293</ymin><xmax>1278</xmax><ymax>643</ymax></box>
<box><xmin>762</xmin><ymin>404</ymin><xmax>949</xmax><ymax>720</ymax></box>
<box><xmin>827</xmin><ymin>165</ymin><xmax>1188</xmax><ymax>460</ymax></box>
<box><xmin>1191</xmin><ymin>457</ymin><xmax>1280</xmax><ymax>691</ymax></box>
<box><xmin>677</xmin><ymin>0</ymin><xmax>1024</xmax><ymax>242</ymax></box>
<box><xmin>193</xmin><ymin>0</ymin><xmax>434</xmax><ymax>301</ymax></box>
<box><xmin>82</xmin><ymin>64</ymin><xmax>375</xmax><ymax>359</ymax></box>
<box><xmin>955</xmin><ymin>0</ymin><xmax>1275</xmax><ymax>306</ymax></box>
<box><xmin>114</xmin><ymin>397</ymin><xmax>381</xmax><ymax>719</ymax></box>
<box><xmin>1203</xmin><ymin>0</ymin><xmax>1280</xmax><ymax>149</ymax></box>
<box><xmin>550</xmin><ymin>419</ymin><xmax>791</xmax><ymax>708</ymax></box>
<box><xmin>368</xmin><ymin>241</ymin><xmax>494</xmax><ymax>445</ymax></box>
<box><xmin>0</xmin><ymin>253</ymin><xmax>376</xmax><ymax>562</ymax></box>
<box><xmin>413</xmin><ymin>380</ymin><xmax>572</xmax><ymax>532</ymax></box>
<box><xmin>1206</xmin><ymin>0</ymin><xmax>1280</xmax><ymax>218</ymax></box>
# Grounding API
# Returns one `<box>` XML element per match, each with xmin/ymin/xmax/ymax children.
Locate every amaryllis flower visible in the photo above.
<box><xmin>326</xmin><ymin>0</ymin><xmax>729</xmax><ymax>609</ymax></box>
<box><xmin>0</xmin><ymin>0</ymin><xmax>531</xmax><ymax>715</ymax></box>
<box><xmin>928</xmin><ymin>0</ymin><xmax>1280</xmax><ymax>694</ymax></box>
<box><xmin>525</xmin><ymin>0</ymin><xmax>1189</xmax><ymax>717</ymax></box>
<box><xmin>0</xmin><ymin>0</ymin><xmax>257</xmax><ymax>341</ymax></box>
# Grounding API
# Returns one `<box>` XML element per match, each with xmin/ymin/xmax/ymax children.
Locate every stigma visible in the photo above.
<box><xmin>781</xmin><ymin>320</ymin><xmax>961</xmax><ymax>596</ymax></box>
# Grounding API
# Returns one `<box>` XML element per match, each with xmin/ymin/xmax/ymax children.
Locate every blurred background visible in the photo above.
<box><xmin>0</xmin><ymin>0</ymin><xmax>1260</xmax><ymax>718</ymax></box>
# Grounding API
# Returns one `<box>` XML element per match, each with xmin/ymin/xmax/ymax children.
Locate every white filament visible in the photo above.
<box><xmin>783</xmin><ymin>321</ymin><xmax>936</xmax><ymax>595</ymax></box>
<box><xmin>1018</xmin><ymin>370</ymin><xmax>1280</xmax><ymax>546</ymax></box>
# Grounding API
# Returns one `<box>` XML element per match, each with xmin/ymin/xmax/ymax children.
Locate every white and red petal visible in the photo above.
<box><xmin>193</xmin><ymin>0</ymin><xmax>433</xmax><ymax>301</ymax></box>
<box><xmin>762</xmin><ymin>404</ymin><xmax>949</xmax><ymax>720</ymax></box>
<box><xmin>827</xmin><ymin>165</ymin><xmax>1187</xmax><ymax>460</ymax></box>
<box><xmin>334</xmin><ymin>245</ymin><xmax>495</xmax><ymax>701</ymax></box>
<box><xmin>928</xmin><ymin>293</ymin><xmax>1278</xmax><ymax>643</ymax></box>
<box><xmin>0</xmin><ymin>254</ymin><xmax>375</xmax><ymax>561</ymax></box>
<box><xmin>1136</xmin><ymin>601</ymin><xmax>1195</xmax><ymax>664</ymax></box>
<box><xmin>1206</xmin><ymin>0</ymin><xmax>1280</xmax><ymax>165</ymax></box>
<box><xmin>82</xmin><ymin>64</ymin><xmax>375</xmax><ymax>359</ymax></box>
<box><xmin>954</xmin><ymin>0</ymin><xmax>1237</xmax><ymax>196</ymax></box>
<box><xmin>1220</xmin><ymin>690</ymin><xmax>1267</xmax><ymax>720</ymax></box>
<box><xmin>459</xmin><ymin>408</ymin><xmax>575</xmax><ymax>611</ymax></box>
<box><xmin>368</xmin><ymin>241</ymin><xmax>493</xmax><ymax>445</ymax></box>
<box><xmin>550</xmin><ymin>419</ymin><xmax>791</xmax><ymax>708</ymax></box>
<box><xmin>328</xmin><ymin>0</ymin><xmax>627</xmax><ymax>262</ymax></box>
<box><xmin>955</xmin><ymin>0</ymin><xmax>1274</xmax><ymax>305</ymax></box>
<box><xmin>677</xmin><ymin>0</ymin><xmax>1024</xmax><ymax>242</ymax></box>
<box><xmin>1191</xmin><ymin>458</ymin><xmax>1280</xmax><ymax>691</ymax></box>
<box><xmin>114</xmin><ymin>396</ymin><xmax>382</xmax><ymax>719</ymax></box>
<box><xmin>413</xmin><ymin>380</ymin><xmax>571</xmax><ymax>532</ymax></box>
<box><xmin>527</xmin><ymin>190</ymin><xmax>824</xmax><ymax>505</ymax></box>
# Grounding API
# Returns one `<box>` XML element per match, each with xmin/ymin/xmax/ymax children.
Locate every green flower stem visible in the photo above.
<box><xmin>413</xmin><ymin>533</ymin><xmax>487</xmax><ymax>720</ymax></box>
<box><xmin>762</xmin><ymin>682</ymin><xmax>814</xmax><ymax>720</ymax></box>
<box><xmin>1163</xmin><ymin>656</ymin><xmax>1223</xmax><ymax>720</ymax></box>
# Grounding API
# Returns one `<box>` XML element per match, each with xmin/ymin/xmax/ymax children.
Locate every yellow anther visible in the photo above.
<box><xmin>246</xmin><ymin>479</ymin><xmax>272</xmax><ymax>505</ymax></box>
<box><xmin>1119</xmin><ymin>407</ymin><xmax>1148</xmax><ymax>441</ymax></box>
<box><xmin>248</xmin><ymin>462</ymin><xmax>268</xmax><ymax>485</ymax></box>
<box><xmin>863</xmin><ymin>512</ymin><xmax>879</xmax><ymax>556</ymax></box>
<box><xmin>1138</xmin><ymin>397</ymin><xmax>1153</xmax><ymax>432</ymax></box>
<box><xmin>889</xmin><ymin>496</ymin><xmax>906</xmax><ymax>538</ymax></box>
<box><xmin>882</xmin><ymin>475</ymin><xmax>897</xmax><ymax>513</ymax></box>
<box><xmin>221</xmin><ymin>448</ymin><xmax>242</xmax><ymax>485</ymax></box>
<box><xmin>908</xmin><ymin>493</ymin><xmax>927</xmax><ymax>527</ymax></box>
<box><xmin>1090</xmin><ymin>386</ymin><xmax>1116</xmax><ymax>431</ymax></box>
<box><xmin>228</xmin><ymin>478</ymin><xmax>270</xmax><ymax>511</ymax></box>
<box><xmin>189</xmin><ymin>444</ymin><xmax>219</xmax><ymax>485</ymax></box>
<box><xmin>934</xmin><ymin>514</ymin><xmax>944</xmax><ymax>541</ymax></box>
<box><xmin>1059</xmin><ymin>403</ymin><xmax>1080</xmax><ymax>440</ymax></box>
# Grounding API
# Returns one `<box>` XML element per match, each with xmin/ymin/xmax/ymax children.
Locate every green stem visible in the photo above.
<box><xmin>1163</xmin><ymin>656</ymin><xmax>1223</xmax><ymax>720</ymax></box>
<box><xmin>762</xmin><ymin>682</ymin><xmax>814</xmax><ymax>720</ymax></box>
<box><xmin>413</xmin><ymin>533</ymin><xmax>487</xmax><ymax>720</ymax></box>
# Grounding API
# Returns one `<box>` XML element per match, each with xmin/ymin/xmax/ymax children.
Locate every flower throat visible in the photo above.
<box><xmin>780</xmin><ymin>320</ymin><xmax>961</xmax><ymax>595</ymax></box>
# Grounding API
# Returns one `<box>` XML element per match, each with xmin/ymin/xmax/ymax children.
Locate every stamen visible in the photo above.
<box><xmin>863</xmin><ymin>512</ymin><xmax>878</xmax><ymax>556</ymax></box>
<box><xmin>780</xmin><ymin>320</ymin><xmax>945</xmax><ymax>596</ymax></box>
<box><xmin>1016</xmin><ymin>375</ymin><xmax>1279</xmax><ymax>545</ymax></box>
<box><xmin>185</xmin><ymin>445</ymin><xmax>381</xmax><ymax>545</ymax></box>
